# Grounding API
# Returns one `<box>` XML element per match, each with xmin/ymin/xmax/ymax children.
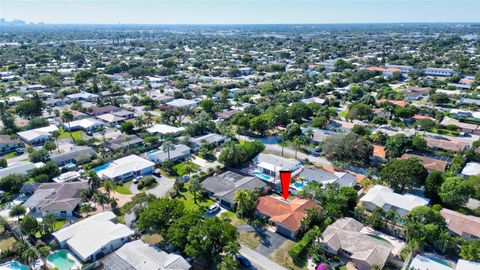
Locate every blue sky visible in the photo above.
<box><xmin>1</xmin><ymin>0</ymin><xmax>479</xmax><ymax>24</ymax></box>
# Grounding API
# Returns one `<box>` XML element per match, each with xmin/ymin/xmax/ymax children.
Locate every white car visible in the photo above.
<box><xmin>133</xmin><ymin>176</ymin><xmax>143</xmax><ymax>184</ymax></box>
<box><xmin>206</xmin><ymin>203</ymin><xmax>220</xmax><ymax>214</ymax></box>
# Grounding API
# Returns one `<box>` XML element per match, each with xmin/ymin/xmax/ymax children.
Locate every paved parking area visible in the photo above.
<box><xmin>255</xmin><ymin>229</ymin><xmax>288</xmax><ymax>257</ymax></box>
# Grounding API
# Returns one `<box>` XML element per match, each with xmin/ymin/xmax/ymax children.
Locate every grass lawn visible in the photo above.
<box><xmin>239</xmin><ymin>231</ymin><xmax>261</xmax><ymax>249</ymax></box>
<box><xmin>270</xmin><ymin>240</ymin><xmax>309</xmax><ymax>270</ymax></box>
<box><xmin>220</xmin><ymin>211</ymin><xmax>247</xmax><ymax>227</ymax></box>
<box><xmin>0</xmin><ymin>235</ymin><xmax>15</xmax><ymax>251</ymax></box>
<box><xmin>58</xmin><ymin>130</ymin><xmax>85</xmax><ymax>141</ymax></box>
<box><xmin>2</xmin><ymin>152</ymin><xmax>17</xmax><ymax>159</ymax></box>
<box><xmin>53</xmin><ymin>220</ymin><xmax>67</xmax><ymax>231</ymax></box>
<box><xmin>114</xmin><ymin>181</ymin><xmax>133</xmax><ymax>195</ymax></box>
<box><xmin>173</xmin><ymin>161</ymin><xmax>200</xmax><ymax>176</ymax></box>
<box><xmin>177</xmin><ymin>190</ymin><xmax>214</xmax><ymax>211</ymax></box>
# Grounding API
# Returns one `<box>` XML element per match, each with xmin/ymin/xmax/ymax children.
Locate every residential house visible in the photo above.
<box><xmin>146</xmin><ymin>124</ymin><xmax>185</xmax><ymax>135</ymax></box>
<box><xmin>49</xmin><ymin>146</ymin><xmax>96</xmax><ymax>166</ymax></box>
<box><xmin>147</xmin><ymin>144</ymin><xmax>191</xmax><ymax>164</ymax></box>
<box><xmin>66</xmin><ymin>92</ymin><xmax>99</xmax><ymax>102</ymax></box>
<box><xmin>89</xmin><ymin>105</ymin><xmax>121</xmax><ymax>116</ymax></box>
<box><xmin>17</xmin><ymin>125</ymin><xmax>59</xmax><ymax>145</ymax></box>
<box><xmin>320</xmin><ymin>218</ymin><xmax>398</xmax><ymax>270</ymax></box>
<box><xmin>441</xmin><ymin>117</ymin><xmax>480</xmax><ymax>135</ymax></box>
<box><xmin>52</xmin><ymin>211</ymin><xmax>133</xmax><ymax>262</ymax></box>
<box><xmin>202</xmin><ymin>171</ymin><xmax>269</xmax><ymax>209</ymax></box>
<box><xmin>97</xmin><ymin>113</ymin><xmax>126</xmax><ymax>126</ymax></box>
<box><xmin>298</xmin><ymin>167</ymin><xmax>356</xmax><ymax>188</ymax></box>
<box><xmin>189</xmin><ymin>133</ymin><xmax>229</xmax><ymax>151</ymax></box>
<box><xmin>0</xmin><ymin>161</ymin><xmax>44</xmax><ymax>179</ymax></box>
<box><xmin>252</xmin><ymin>153</ymin><xmax>303</xmax><ymax>180</ymax></box>
<box><xmin>103</xmin><ymin>135</ymin><xmax>144</xmax><ymax>152</ymax></box>
<box><xmin>425</xmin><ymin>137</ymin><xmax>468</xmax><ymax>152</ymax></box>
<box><xmin>301</xmin><ymin>97</ymin><xmax>326</xmax><ymax>105</ymax></box>
<box><xmin>0</xmin><ymin>135</ymin><xmax>20</xmax><ymax>154</ymax></box>
<box><xmin>63</xmin><ymin>118</ymin><xmax>104</xmax><ymax>133</ymax></box>
<box><xmin>461</xmin><ymin>162</ymin><xmax>480</xmax><ymax>177</ymax></box>
<box><xmin>97</xmin><ymin>154</ymin><xmax>155</xmax><ymax>182</ymax></box>
<box><xmin>360</xmin><ymin>185</ymin><xmax>430</xmax><ymax>217</ymax></box>
<box><xmin>166</xmin><ymin>98</ymin><xmax>198</xmax><ymax>109</ymax></box>
<box><xmin>424</xmin><ymin>67</ymin><xmax>456</xmax><ymax>77</ymax></box>
<box><xmin>23</xmin><ymin>182</ymin><xmax>88</xmax><ymax>218</ymax></box>
<box><xmin>217</xmin><ymin>109</ymin><xmax>241</xmax><ymax>121</ymax></box>
<box><xmin>401</xmin><ymin>153</ymin><xmax>449</xmax><ymax>172</ymax></box>
<box><xmin>408</xmin><ymin>254</ymin><xmax>453</xmax><ymax>270</ymax></box>
<box><xmin>440</xmin><ymin>208</ymin><xmax>480</xmax><ymax>239</ymax></box>
<box><xmin>256</xmin><ymin>196</ymin><xmax>321</xmax><ymax>239</ymax></box>
<box><xmin>102</xmin><ymin>240</ymin><xmax>191</xmax><ymax>270</ymax></box>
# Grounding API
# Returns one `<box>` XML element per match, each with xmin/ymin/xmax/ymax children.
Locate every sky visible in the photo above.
<box><xmin>1</xmin><ymin>0</ymin><xmax>479</xmax><ymax>25</ymax></box>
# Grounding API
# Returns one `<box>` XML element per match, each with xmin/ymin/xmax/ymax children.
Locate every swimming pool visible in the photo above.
<box><xmin>252</xmin><ymin>172</ymin><xmax>272</xmax><ymax>181</ymax></box>
<box><xmin>0</xmin><ymin>261</ymin><xmax>29</xmax><ymax>270</ymax></box>
<box><xmin>47</xmin><ymin>250</ymin><xmax>75</xmax><ymax>270</ymax></box>
<box><xmin>64</xmin><ymin>162</ymin><xmax>76</xmax><ymax>168</ymax></box>
<box><xmin>93</xmin><ymin>163</ymin><xmax>111</xmax><ymax>172</ymax></box>
<box><xmin>293</xmin><ymin>182</ymin><xmax>305</xmax><ymax>190</ymax></box>
<box><xmin>147</xmin><ymin>149</ymin><xmax>158</xmax><ymax>155</ymax></box>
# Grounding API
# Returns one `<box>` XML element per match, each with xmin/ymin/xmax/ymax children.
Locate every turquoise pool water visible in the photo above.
<box><xmin>252</xmin><ymin>172</ymin><xmax>271</xmax><ymax>181</ymax></box>
<box><xmin>47</xmin><ymin>251</ymin><xmax>74</xmax><ymax>270</ymax></box>
<box><xmin>64</xmin><ymin>162</ymin><xmax>76</xmax><ymax>168</ymax></box>
<box><xmin>4</xmin><ymin>261</ymin><xmax>29</xmax><ymax>270</ymax></box>
<box><xmin>93</xmin><ymin>163</ymin><xmax>111</xmax><ymax>172</ymax></box>
<box><xmin>293</xmin><ymin>182</ymin><xmax>305</xmax><ymax>189</ymax></box>
<box><xmin>147</xmin><ymin>149</ymin><xmax>158</xmax><ymax>155</ymax></box>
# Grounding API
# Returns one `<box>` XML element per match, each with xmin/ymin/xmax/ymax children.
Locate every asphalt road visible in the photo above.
<box><xmin>239</xmin><ymin>246</ymin><xmax>288</xmax><ymax>270</ymax></box>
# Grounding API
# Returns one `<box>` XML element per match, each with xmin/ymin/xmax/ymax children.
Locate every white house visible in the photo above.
<box><xmin>360</xmin><ymin>185</ymin><xmax>430</xmax><ymax>217</ymax></box>
<box><xmin>0</xmin><ymin>161</ymin><xmax>44</xmax><ymax>179</ymax></box>
<box><xmin>461</xmin><ymin>162</ymin><xmax>480</xmax><ymax>177</ymax></box>
<box><xmin>52</xmin><ymin>211</ymin><xmax>133</xmax><ymax>262</ymax></box>
<box><xmin>252</xmin><ymin>153</ymin><xmax>303</xmax><ymax>180</ymax></box>
<box><xmin>146</xmin><ymin>124</ymin><xmax>185</xmax><ymax>135</ymax></box>
<box><xmin>147</xmin><ymin>144</ymin><xmax>191</xmax><ymax>164</ymax></box>
<box><xmin>66</xmin><ymin>92</ymin><xmax>99</xmax><ymax>102</ymax></box>
<box><xmin>102</xmin><ymin>240</ymin><xmax>191</xmax><ymax>270</ymax></box>
<box><xmin>166</xmin><ymin>98</ymin><xmax>198</xmax><ymax>109</ymax></box>
<box><xmin>189</xmin><ymin>133</ymin><xmax>229</xmax><ymax>151</ymax></box>
<box><xmin>97</xmin><ymin>155</ymin><xmax>155</xmax><ymax>182</ymax></box>
<box><xmin>63</xmin><ymin>118</ymin><xmax>104</xmax><ymax>133</ymax></box>
<box><xmin>17</xmin><ymin>125</ymin><xmax>59</xmax><ymax>145</ymax></box>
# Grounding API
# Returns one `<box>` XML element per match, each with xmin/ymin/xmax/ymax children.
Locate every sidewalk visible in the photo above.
<box><xmin>240</xmin><ymin>245</ymin><xmax>288</xmax><ymax>270</ymax></box>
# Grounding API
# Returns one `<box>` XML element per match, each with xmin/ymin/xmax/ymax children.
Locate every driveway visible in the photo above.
<box><xmin>254</xmin><ymin>228</ymin><xmax>288</xmax><ymax>257</ymax></box>
<box><xmin>191</xmin><ymin>155</ymin><xmax>222</xmax><ymax>172</ymax></box>
<box><xmin>240</xmin><ymin>246</ymin><xmax>288</xmax><ymax>270</ymax></box>
<box><xmin>129</xmin><ymin>175</ymin><xmax>175</xmax><ymax>198</ymax></box>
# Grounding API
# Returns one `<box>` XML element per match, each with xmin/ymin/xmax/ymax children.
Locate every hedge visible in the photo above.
<box><xmin>288</xmin><ymin>226</ymin><xmax>321</xmax><ymax>259</ymax></box>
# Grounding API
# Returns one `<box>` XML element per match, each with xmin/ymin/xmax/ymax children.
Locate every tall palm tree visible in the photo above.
<box><xmin>189</xmin><ymin>176</ymin><xmax>202</xmax><ymax>204</ymax></box>
<box><xmin>93</xmin><ymin>192</ymin><xmax>109</xmax><ymax>211</ymax></box>
<box><xmin>235</xmin><ymin>189</ymin><xmax>253</xmax><ymax>219</ymax></box>
<box><xmin>61</xmin><ymin>110</ymin><xmax>75</xmax><ymax>142</ymax></box>
<box><xmin>293</xmin><ymin>136</ymin><xmax>303</xmax><ymax>159</ymax></box>
<box><xmin>51</xmin><ymin>130</ymin><xmax>60</xmax><ymax>153</ymax></box>
<box><xmin>144</xmin><ymin>112</ymin><xmax>153</xmax><ymax>127</ymax></box>
<box><xmin>162</xmin><ymin>140</ymin><xmax>175</xmax><ymax>161</ymax></box>
<box><xmin>102</xmin><ymin>180</ymin><xmax>114</xmax><ymax>199</ymax></box>
<box><xmin>99</xmin><ymin>128</ymin><xmax>107</xmax><ymax>142</ymax></box>
<box><xmin>9</xmin><ymin>204</ymin><xmax>26</xmax><ymax>222</ymax></box>
<box><xmin>278</xmin><ymin>131</ymin><xmax>286</xmax><ymax>157</ymax></box>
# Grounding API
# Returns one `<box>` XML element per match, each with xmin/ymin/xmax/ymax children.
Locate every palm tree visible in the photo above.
<box><xmin>278</xmin><ymin>131</ymin><xmax>286</xmax><ymax>157</ymax></box>
<box><xmin>51</xmin><ymin>130</ymin><xmax>61</xmax><ymax>153</ymax></box>
<box><xmin>61</xmin><ymin>110</ymin><xmax>75</xmax><ymax>142</ymax></box>
<box><xmin>102</xmin><ymin>180</ymin><xmax>114</xmax><ymax>199</ymax></box>
<box><xmin>86</xmin><ymin>170</ymin><xmax>101</xmax><ymax>190</ymax></box>
<box><xmin>293</xmin><ymin>136</ymin><xmax>303</xmax><ymax>159</ymax></box>
<box><xmin>235</xmin><ymin>190</ymin><xmax>254</xmax><ymax>219</ymax></box>
<box><xmin>93</xmin><ymin>192</ymin><xmax>109</xmax><ymax>211</ymax></box>
<box><xmin>189</xmin><ymin>176</ymin><xmax>202</xmax><ymax>204</ymax></box>
<box><xmin>144</xmin><ymin>112</ymin><xmax>153</xmax><ymax>127</ymax></box>
<box><xmin>9</xmin><ymin>204</ymin><xmax>26</xmax><ymax>222</ymax></box>
<box><xmin>162</xmin><ymin>140</ymin><xmax>175</xmax><ymax>161</ymax></box>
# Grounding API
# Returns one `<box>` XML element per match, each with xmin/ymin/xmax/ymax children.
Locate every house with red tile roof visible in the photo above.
<box><xmin>425</xmin><ymin>137</ymin><xmax>468</xmax><ymax>152</ymax></box>
<box><xmin>256</xmin><ymin>196</ymin><xmax>321</xmax><ymax>239</ymax></box>
<box><xmin>401</xmin><ymin>153</ymin><xmax>449</xmax><ymax>172</ymax></box>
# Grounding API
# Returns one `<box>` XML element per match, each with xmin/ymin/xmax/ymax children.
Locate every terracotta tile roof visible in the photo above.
<box><xmin>401</xmin><ymin>153</ymin><xmax>448</xmax><ymax>172</ymax></box>
<box><xmin>256</xmin><ymin>196</ymin><xmax>321</xmax><ymax>232</ymax></box>
<box><xmin>440</xmin><ymin>208</ymin><xmax>480</xmax><ymax>238</ymax></box>
<box><xmin>378</xmin><ymin>99</ymin><xmax>408</xmax><ymax>107</ymax></box>
<box><xmin>412</xmin><ymin>115</ymin><xmax>434</xmax><ymax>120</ymax></box>
<box><xmin>373</xmin><ymin>145</ymin><xmax>386</xmax><ymax>159</ymax></box>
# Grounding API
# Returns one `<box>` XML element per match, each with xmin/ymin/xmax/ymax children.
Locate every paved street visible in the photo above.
<box><xmin>239</xmin><ymin>246</ymin><xmax>288</xmax><ymax>270</ymax></box>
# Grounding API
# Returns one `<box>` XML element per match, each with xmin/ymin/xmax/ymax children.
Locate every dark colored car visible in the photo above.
<box><xmin>15</xmin><ymin>148</ymin><xmax>24</xmax><ymax>154</ymax></box>
<box><xmin>237</xmin><ymin>255</ymin><xmax>252</xmax><ymax>268</ymax></box>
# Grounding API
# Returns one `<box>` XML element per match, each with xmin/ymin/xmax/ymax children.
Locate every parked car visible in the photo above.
<box><xmin>133</xmin><ymin>175</ymin><xmax>143</xmax><ymax>184</ymax></box>
<box><xmin>206</xmin><ymin>203</ymin><xmax>220</xmax><ymax>214</ymax></box>
<box><xmin>237</xmin><ymin>255</ymin><xmax>253</xmax><ymax>268</ymax></box>
<box><xmin>153</xmin><ymin>170</ymin><xmax>161</xmax><ymax>177</ymax></box>
<box><xmin>15</xmin><ymin>148</ymin><xmax>24</xmax><ymax>154</ymax></box>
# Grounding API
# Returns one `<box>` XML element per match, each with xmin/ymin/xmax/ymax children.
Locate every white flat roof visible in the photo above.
<box><xmin>146</xmin><ymin>124</ymin><xmax>184</xmax><ymax>135</ymax></box>
<box><xmin>98</xmin><ymin>154</ymin><xmax>154</xmax><ymax>179</ymax></box>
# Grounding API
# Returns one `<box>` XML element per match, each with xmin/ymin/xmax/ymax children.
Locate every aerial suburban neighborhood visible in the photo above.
<box><xmin>0</xmin><ymin>10</ymin><xmax>480</xmax><ymax>270</ymax></box>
